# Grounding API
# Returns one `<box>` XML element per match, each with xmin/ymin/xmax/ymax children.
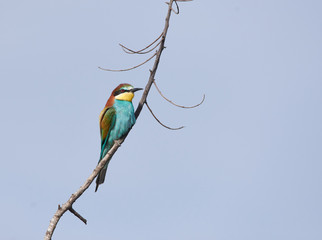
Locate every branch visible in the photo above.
<box><xmin>121</xmin><ymin>41</ymin><xmax>162</xmax><ymax>55</ymax></box>
<box><xmin>165</xmin><ymin>0</ymin><xmax>179</xmax><ymax>14</ymax></box>
<box><xmin>135</xmin><ymin>0</ymin><xmax>175</xmax><ymax>119</ymax></box>
<box><xmin>153</xmin><ymin>81</ymin><xmax>205</xmax><ymax>108</ymax></box>
<box><xmin>145</xmin><ymin>101</ymin><xmax>184</xmax><ymax>130</ymax></box>
<box><xmin>98</xmin><ymin>52</ymin><xmax>157</xmax><ymax>72</ymax></box>
<box><xmin>45</xmin><ymin>1</ymin><xmax>178</xmax><ymax>239</ymax></box>
<box><xmin>119</xmin><ymin>32</ymin><xmax>163</xmax><ymax>54</ymax></box>
<box><xmin>69</xmin><ymin>207</ymin><xmax>87</xmax><ymax>225</ymax></box>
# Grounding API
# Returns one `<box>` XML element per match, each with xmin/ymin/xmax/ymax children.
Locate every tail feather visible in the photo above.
<box><xmin>96</xmin><ymin>140</ymin><xmax>113</xmax><ymax>192</ymax></box>
<box><xmin>95</xmin><ymin>164</ymin><xmax>108</xmax><ymax>192</ymax></box>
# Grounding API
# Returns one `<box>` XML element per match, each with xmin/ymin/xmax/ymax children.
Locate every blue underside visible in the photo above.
<box><xmin>101</xmin><ymin>99</ymin><xmax>136</xmax><ymax>161</ymax></box>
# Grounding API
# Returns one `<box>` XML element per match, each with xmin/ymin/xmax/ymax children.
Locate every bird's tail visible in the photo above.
<box><xmin>95</xmin><ymin>163</ymin><xmax>108</xmax><ymax>192</ymax></box>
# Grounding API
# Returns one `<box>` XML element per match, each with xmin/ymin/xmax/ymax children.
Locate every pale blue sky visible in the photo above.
<box><xmin>1</xmin><ymin>1</ymin><xmax>322</xmax><ymax>239</ymax></box>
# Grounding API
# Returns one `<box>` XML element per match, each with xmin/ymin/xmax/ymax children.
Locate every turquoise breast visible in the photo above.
<box><xmin>107</xmin><ymin>99</ymin><xmax>136</xmax><ymax>149</ymax></box>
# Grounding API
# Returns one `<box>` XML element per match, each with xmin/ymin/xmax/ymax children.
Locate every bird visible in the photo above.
<box><xmin>95</xmin><ymin>83</ymin><xmax>143</xmax><ymax>192</ymax></box>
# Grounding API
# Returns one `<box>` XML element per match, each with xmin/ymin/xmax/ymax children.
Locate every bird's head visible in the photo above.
<box><xmin>112</xmin><ymin>83</ymin><xmax>143</xmax><ymax>102</ymax></box>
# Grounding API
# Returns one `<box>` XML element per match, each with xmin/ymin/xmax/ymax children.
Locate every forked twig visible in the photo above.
<box><xmin>119</xmin><ymin>32</ymin><xmax>163</xmax><ymax>54</ymax></box>
<box><xmin>153</xmin><ymin>81</ymin><xmax>205</xmax><ymax>108</ymax></box>
<box><xmin>166</xmin><ymin>0</ymin><xmax>179</xmax><ymax>14</ymax></box>
<box><xmin>145</xmin><ymin>101</ymin><xmax>184</xmax><ymax>130</ymax></box>
<box><xmin>121</xmin><ymin>41</ymin><xmax>162</xmax><ymax>55</ymax></box>
<box><xmin>98</xmin><ymin>52</ymin><xmax>157</xmax><ymax>72</ymax></box>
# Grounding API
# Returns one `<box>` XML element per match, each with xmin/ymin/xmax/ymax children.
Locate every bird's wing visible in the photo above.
<box><xmin>99</xmin><ymin>106</ymin><xmax>116</xmax><ymax>156</ymax></box>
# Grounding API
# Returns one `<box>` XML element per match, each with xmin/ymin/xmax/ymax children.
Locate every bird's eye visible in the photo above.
<box><xmin>121</xmin><ymin>89</ymin><xmax>125</xmax><ymax>93</ymax></box>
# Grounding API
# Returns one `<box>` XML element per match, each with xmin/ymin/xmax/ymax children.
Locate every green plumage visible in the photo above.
<box><xmin>95</xmin><ymin>84</ymin><xmax>142</xmax><ymax>192</ymax></box>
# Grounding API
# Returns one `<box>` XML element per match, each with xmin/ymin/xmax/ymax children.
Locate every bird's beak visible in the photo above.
<box><xmin>131</xmin><ymin>88</ymin><xmax>143</xmax><ymax>92</ymax></box>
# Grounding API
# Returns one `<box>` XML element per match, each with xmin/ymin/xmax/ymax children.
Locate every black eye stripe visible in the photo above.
<box><xmin>114</xmin><ymin>89</ymin><xmax>131</xmax><ymax>96</ymax></box>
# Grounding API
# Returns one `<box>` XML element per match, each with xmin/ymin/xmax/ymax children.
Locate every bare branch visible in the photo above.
<box><xmin>120</xmin><ymin>41</ymin><xmax>162</xmax><ymax>55</ymax></box>
<box><xmin>69</xmin><ymin>207</ymin><xmax>87</xmax><ymax>225</ymax></box>
<box><xmin>165</xmin><ymin>0</ymin><xmax>179</xmax><ymax>14</ymax></box>
<box><xmin>119</xmin><ymin>32</ymin><xmax>163</xmax><ymax>54</ymax></box>
<box><xmin>145</xmin><ymin>101</ymin><xmax>184</xmax><ymax>130</ymax></box>
<box><xmin>45</xmin><ymin>0</ymin><xmax>189</xmax><ymax>239</ymax></box>
<box><xmin>98</xmin><ymin>52</ymin><xmax>157</xmax><ymax>72</ymax></box>
<box><xmin>153</xmin><ymin>81</ymin><xmax>205</xmax><ymax>108</ymax></box>
<box><xmin>135</xmin><ymin>0</ymin><xmax>176</xmax><ymax>119</ymax></box>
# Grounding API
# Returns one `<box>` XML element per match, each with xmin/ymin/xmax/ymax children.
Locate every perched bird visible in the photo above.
<box><xmin>95</xmin><ymin>83</ymin><xmax>142</xmax><ymax>192</ymax></box>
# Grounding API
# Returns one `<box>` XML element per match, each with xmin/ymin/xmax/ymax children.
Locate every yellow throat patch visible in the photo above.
<box><xmin>115</xmin><ymin>92</ymin><xmax>134</xmax><ymax>101</ymax></box>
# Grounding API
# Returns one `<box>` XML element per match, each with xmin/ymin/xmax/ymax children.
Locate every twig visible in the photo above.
<box><xmin>119</xmin><ymin>32</ymin><xmax>163</xmax><ymax>54</ymax></box>
<box><xmin>174</xmin><ymin>0</ymin><xmax>179</xmax><ymax>14</ymax></box>
<box><xmin>120</xmin><ymin>41</ymin><xmax>161</xmax><ymax>55</ymax></box>
<box><xmin>145</xmin><ymin>101</ymin><xmax>184</xmax><ymax>130</ymax></box>
<box><xmin>98</xmin><ymin>52</ymin><xmax>157</xmax><ymax>72</ymax></box>
<box><xmin>153</xmin><ymin>81</ymin><xmax>205</xmax><ymax>108</ymax></box>
<box><xmin>69</xmin><ymin>207</ymin><xmax>87</xmax><ymax>225</ymax></box>
<box><xmin>165</xmin><ymin>0</ymin><xmax>179</xmax><ymax>14</ymax></box>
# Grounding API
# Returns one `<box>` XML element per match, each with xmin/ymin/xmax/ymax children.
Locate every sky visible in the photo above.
<box><xmin>1</xmin><ymin>0</ymin><xmax>322</xmax><ymax>239</ymax></box>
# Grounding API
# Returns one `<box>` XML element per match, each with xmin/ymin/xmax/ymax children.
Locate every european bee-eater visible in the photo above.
<box><xmin>95</xmin><ymin>83</ymin><xmax>142</xmax><ymax>192</ymax></box>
